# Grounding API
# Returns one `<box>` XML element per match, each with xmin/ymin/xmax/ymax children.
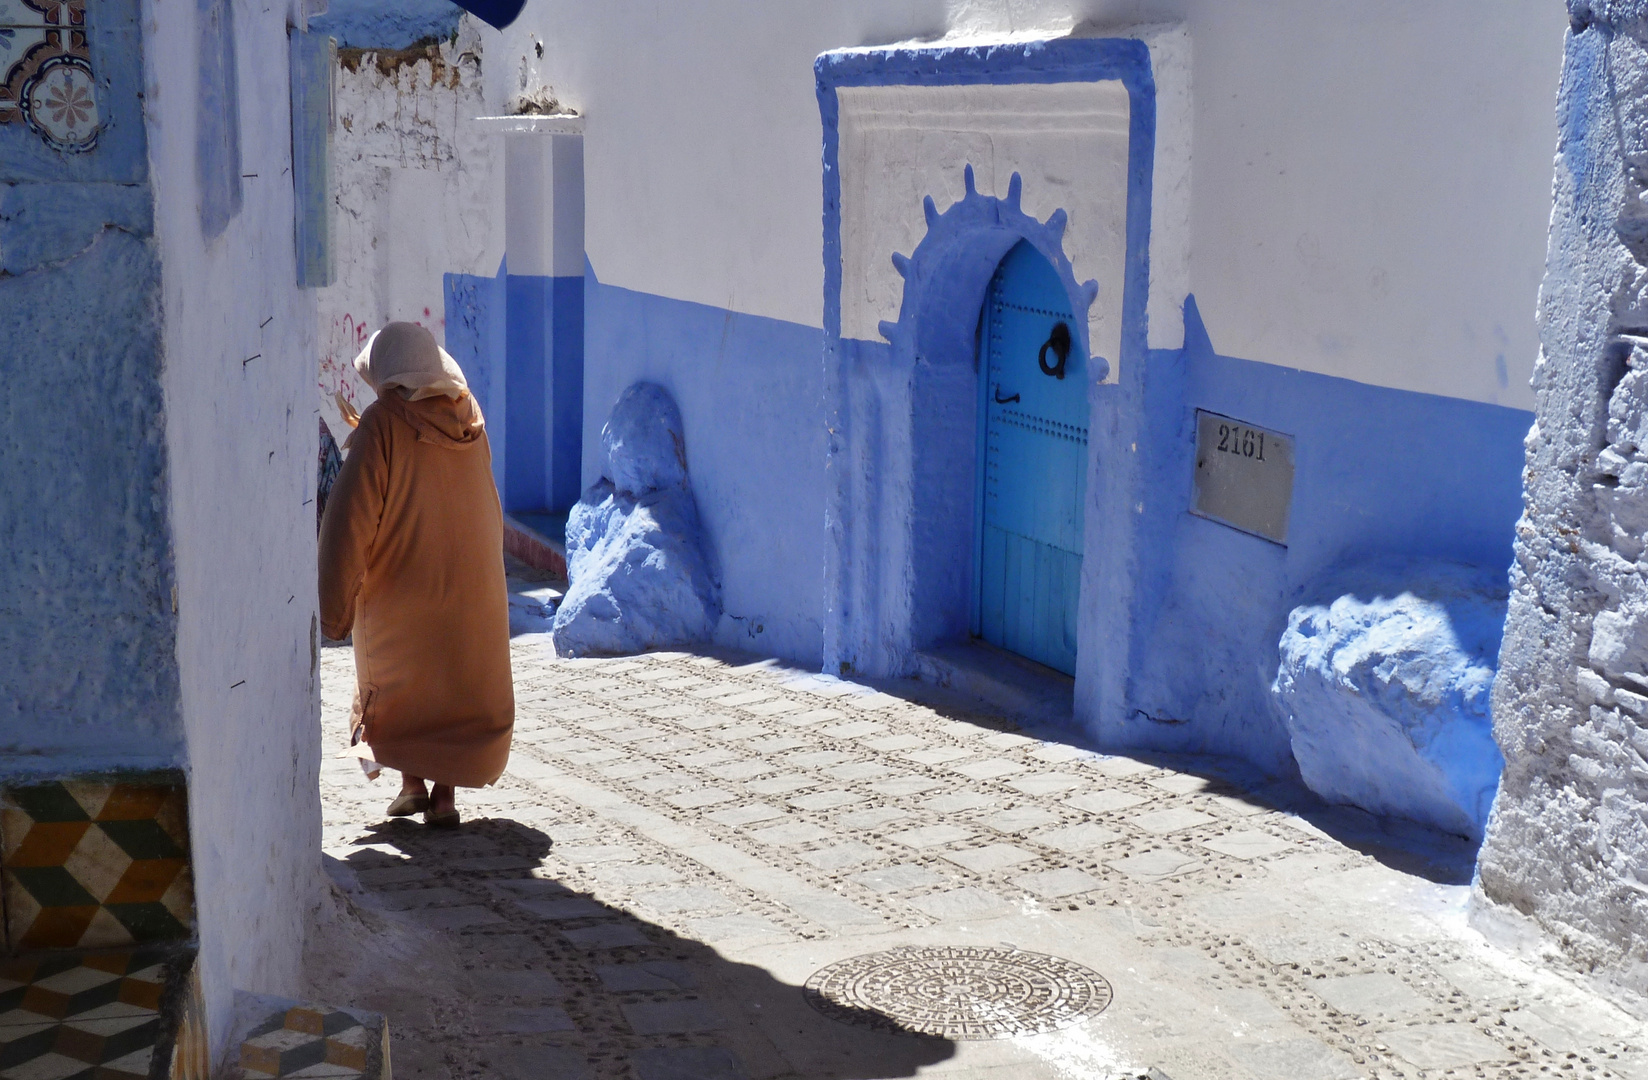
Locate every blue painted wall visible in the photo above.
<box><xmin>584</xmin><ymin>268</ymin><xmax>828</xmax><ymax>663</ymax></box>
<box><xmin>571</xmin><ymin>271</ymin><xmax>1529</xmax><ymax>729</ymax></box>
<box><xmin>444</xmin><ymin>261</ymin><xmax>507</xmax><ymax>493</ymax></box>
<box><xmin>308</xmin><ymin>0</ymin><xmax>462</xmax><ymax>49</ymax></box>
<box><xmin>1115</xmin><ymin>297</ymin><xmax>1533</xmax><ymax>771</ymax></box>
<box><xmin>505</xmin><ymin>273</ymin><xmax>584</xmax><ymax>514</ymax></box>
<box><xmin>0</xmin><ymin>0</ymin><xmax>183</xmax><ymax>774</ymax></box>
<box><xmin>445</xmin><ymin>260</ymin><xmax>585</xmax><ymax>516</ymax></box>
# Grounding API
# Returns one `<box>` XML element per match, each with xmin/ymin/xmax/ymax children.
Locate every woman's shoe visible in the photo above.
<box><xmin>387</xmin><ymin>790</ymin><xmax>429</xmax><ymax>817</ymax></box>
<box><xmin>423</xmin><ymin>807</ymin><xmax>460</xmax><ymax>829</ymax></box>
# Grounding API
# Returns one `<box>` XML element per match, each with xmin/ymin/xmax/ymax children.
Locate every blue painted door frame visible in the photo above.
<box><xmin>975</xmin><ymin>240</ymin><xmax>1089</xmax><ymax>675</ymax></box>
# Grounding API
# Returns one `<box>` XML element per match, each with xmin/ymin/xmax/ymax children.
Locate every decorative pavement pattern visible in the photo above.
<box><xmin>319</xmin><ymin>635</ymin><xmax>1648</xmax><ymax>1080</ymax></box>
<box><xmin>0</xmin><ymin>947</ymin><xmax>190</xmax><ymax>1080</ymax></box>
<box><xmin>803</xmin><ymin>945</ymin><xmax>1113</xmax><ymax>1040</ymax></box>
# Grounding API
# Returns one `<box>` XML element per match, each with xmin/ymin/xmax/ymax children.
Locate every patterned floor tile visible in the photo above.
<box><xmin>240</xmin><ymin>1003</ymin><xmax>387</xmax><ymax>1080</ymax></box>
<box><xmin>0</xmin><ymin>948</ymin><xmax>190</xmax><ymax>1080</ymax></box>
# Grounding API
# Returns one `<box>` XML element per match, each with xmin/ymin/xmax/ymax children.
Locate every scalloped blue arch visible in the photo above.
<box><xmin>816</xmin><ymin>36</ymin><xmax>1156</xmax><ymax>369</ymax></box>
<box><xmin>878</xmin><ymin>163</ymin><xmax>1108</xmax><ymax>383</ymax></box>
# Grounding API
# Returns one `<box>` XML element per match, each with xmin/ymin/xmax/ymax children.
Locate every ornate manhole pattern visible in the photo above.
<box><xmin>804</xmin><ymin>945</ymin><xmax>1113</xmax><ymax>1040</ymax></box>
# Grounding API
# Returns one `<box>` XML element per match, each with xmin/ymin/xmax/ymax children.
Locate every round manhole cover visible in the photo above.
<box><xmin>803</xmin><ymin>945</ymin><xmax>1113</xmax><ymax>1040</ymax></box>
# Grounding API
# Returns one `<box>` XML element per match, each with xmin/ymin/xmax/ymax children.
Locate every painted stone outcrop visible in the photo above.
<box><xmin>1475</xmin><ymin>4</ymin><xmax>1648</xmax><ymax>994</ymax></box>
<box><xmin>1272</xmin><ymin>565</ymin><xmax>1507</xmax><ymax>840</ymax></box>
<box><xmin>552</xmin><ymin>383</ymin><xmax>721</xmax><ymax>657</ymax></box>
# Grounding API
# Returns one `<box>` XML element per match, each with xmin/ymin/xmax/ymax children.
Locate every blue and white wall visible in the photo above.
<box><xmin>476</xmin><ymin>1</ymin><xmax>1560</xmax><ymax>770</ymax></box>
<box><xmin>2</xmin><ymin>0</ymin><xmax>324</xmax><ymax>1061</ymax></box>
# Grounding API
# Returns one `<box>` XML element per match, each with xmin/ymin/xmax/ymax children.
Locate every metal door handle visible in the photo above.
<box><xmin>994</xmin><ymin>386</ymin><xmax>1020</xmax><ymax>404</ymax></box>
<box><xmin>1038</xmin><ymin>322</ymin><xmax>1072</xmax><ymax>380</ymax></box>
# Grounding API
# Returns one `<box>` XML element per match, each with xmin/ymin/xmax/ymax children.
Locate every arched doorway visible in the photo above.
<box><xmin>974</xmin><ymin>239</ymin><xmax>1089</xmax><ymax>675</ymax></box>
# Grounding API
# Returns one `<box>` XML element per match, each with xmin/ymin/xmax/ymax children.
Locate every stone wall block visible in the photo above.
<box><xmin>1477</xmin><ymin>14</ymin><xmax>1648</xmax><ymax>996</ymax></box>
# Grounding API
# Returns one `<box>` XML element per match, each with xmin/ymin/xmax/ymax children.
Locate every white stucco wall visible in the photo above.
<box><xmin>315</xmin><ymin>19</ymin><xmax>504</xmax><ymax>440</ymax></box>
<box><xmin>143</xmin><ymin>0</ymin><xmax>321</xmax><ymax>1060</ymax></box>
<box><xmin>483</xmin><ymin>0</ymin><xmax>1561</xmax><ymax>409</ymax></box>
<box><xmin>837</xmin><ymin>80</ymin><xmax>1130</xmax><ymax>377</ymax></box>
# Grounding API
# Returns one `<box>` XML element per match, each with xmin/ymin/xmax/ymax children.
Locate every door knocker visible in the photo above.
<box><xmin>1038</xmin><ymin>322</ymin><xmax>1072</xmax><ymax>380</ymax></box>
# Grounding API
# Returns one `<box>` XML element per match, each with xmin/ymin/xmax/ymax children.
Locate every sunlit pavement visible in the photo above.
<box><xmin>316</xmin><ymin>630</ymin><xmax>1645</xmax><ymax>1080</ymax></box>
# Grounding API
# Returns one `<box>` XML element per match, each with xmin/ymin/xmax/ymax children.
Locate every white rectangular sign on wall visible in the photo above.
<box><xmin>1191</xmin><ymin>410</ymin><xmax>1295</xmax><ymax>544</ymax></box>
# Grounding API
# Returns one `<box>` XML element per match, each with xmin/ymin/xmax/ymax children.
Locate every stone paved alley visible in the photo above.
<box><xmin>311</xmin><ymin>610</ymin><xmax>1647</xmax><ymax>1080</ymax></box>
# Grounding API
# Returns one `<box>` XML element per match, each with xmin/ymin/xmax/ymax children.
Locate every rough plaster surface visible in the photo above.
<box><xmin>0</xmin><ymin>0</ymin><xmax>181</xmax><ymax>775</ymax></box>
<box><xmin>1476</xmin><ymin>4</ymin><xmax>1648</xmax><ymax>1000</ymax></box>
<box><xmin>0</xmin><ymin>229</ymin><xmax>183</xmax><ymax>772</ymax></box>
<box><xmin>314</xmin><ymin>19</ymin><xmax>503</xmax><ymax>444</ymax></box>
<box><xmin>553</xmin><ymin>384</ymin><xmax>721</xmax><ymax>657</ymax></box>
<box><xmin>1273</xmin><ymin>565</ymin><xmax>1507</xmax><ymax>840</ymax></box>
<box><xmin>143</xmin><ymin>0</ymin><xmax>324</xmax><ymax>1058</ymax></box>
<box><xmin>308</xmin><ymin>0</ymin><xmax>462</xmax><ymax>50</ymax></box>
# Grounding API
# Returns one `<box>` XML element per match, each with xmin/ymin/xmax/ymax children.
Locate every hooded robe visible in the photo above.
<box><xmin>318</xmin><ymin>323</ymin><xmax>513</xmax><ymax>787</ymax></box>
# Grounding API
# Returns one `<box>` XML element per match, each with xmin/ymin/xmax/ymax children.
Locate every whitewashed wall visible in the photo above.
<box><xmin>315</xmin><ymin>18</ymin><xmax>504</xmax><ymax>440</ymax></box>
<box><xmin>484</xmin><ymin>0</ymin><xmax>1561</xmax><ymax>410</ymax></box>
<box><xmin>143</xmin><ymin>0</ymin><xmax>320</xmax><ymax>1061</ymax></box>
<box><xmin>1477</xmin><ymin>9</ymin><xmax>1648</xmax><ymax>1000</ymax></box>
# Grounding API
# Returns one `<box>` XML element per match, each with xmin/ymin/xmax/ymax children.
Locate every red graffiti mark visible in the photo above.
<box><xmin>318</xmin><ymin>312</ymin><xmax>375</xmax><ymax>409</ymax></box>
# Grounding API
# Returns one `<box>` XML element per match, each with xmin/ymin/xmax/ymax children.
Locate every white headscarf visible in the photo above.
<box><xmin>353</xmin><ymin>321</ymin><xmax>469</xmax><ymax>401</ymax></box>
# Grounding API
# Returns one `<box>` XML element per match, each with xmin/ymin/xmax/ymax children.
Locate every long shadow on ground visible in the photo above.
<box><xmin>326</xmin><ymin>816</ymin><xmax>955</xmax><ymax>1080</ymax></box>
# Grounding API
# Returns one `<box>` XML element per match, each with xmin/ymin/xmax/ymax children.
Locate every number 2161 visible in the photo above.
<box><xmin>1216</xmin><ymin>423</ymin><xmax>1265</xmax><ymax>461</ymax></box>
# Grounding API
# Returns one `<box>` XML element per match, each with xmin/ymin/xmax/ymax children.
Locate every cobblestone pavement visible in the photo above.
<box><xmin>316</xmin><ymin>628</ymin><xmax>1647</xmax><ymax>1080</ymax></box>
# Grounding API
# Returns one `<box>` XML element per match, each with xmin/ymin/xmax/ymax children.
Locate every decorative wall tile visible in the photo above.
<box><xmin>0</xmin><ymin>0</ymin><xmax>96</xmax><ymax>153</ymax></box>
<box><xmin>1</xmin><ymin>779</ymin><xmax>193</xmax><ymax>953</ymax></box>
<box><xmin>0</xmin><ymin>947</ymin><xmax>193</xmax><ymax>1079</ymax></box>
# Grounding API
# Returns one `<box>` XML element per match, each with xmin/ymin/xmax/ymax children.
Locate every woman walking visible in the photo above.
<box><xmin>319</xmin><ymin>321</ymin><xmax>513</xmax><ymax>827</ymax></box>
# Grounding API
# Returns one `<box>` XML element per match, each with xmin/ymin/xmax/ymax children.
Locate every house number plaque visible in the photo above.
<box><xmin>1191</xmin><ymin>410</ymin><xmax>1295</xmax><ymax>544</ymax></box>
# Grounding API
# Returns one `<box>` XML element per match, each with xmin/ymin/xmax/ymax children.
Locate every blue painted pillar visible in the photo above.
<box><xmin>505</xmin><ymin>272</ymin><xmax>549</xmax><ymax>508</ymax></box>
<box><xmin>548</xmin><ymin>271</ymin><xmax>586</xmax><ymax>510</ymax></box>
<box><xmin>500</xmin><ymin>126</ymin><xmax>585</xmax><ymax>515</ymax></box>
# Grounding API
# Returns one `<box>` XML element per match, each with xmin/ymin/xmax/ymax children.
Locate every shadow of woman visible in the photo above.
<box><xmin>327</xmin><ymin>815</ymin><xmax>956</xmax><ymax>1080</ymax></box>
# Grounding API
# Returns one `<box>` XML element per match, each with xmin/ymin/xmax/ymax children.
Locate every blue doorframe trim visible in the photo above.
<box><xmin>816</xmin><ymin>36</ymin><xmax>1157</xmax><ymax>360</ymax></box>
<box><xmin>815</xmin><ymin>37</ymin><xmax>1158</xmax><ymax>678</ymax></box>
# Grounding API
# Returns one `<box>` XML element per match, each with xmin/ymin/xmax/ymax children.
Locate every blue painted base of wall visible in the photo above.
<box><xmin>1108</xmin><ymin>297</ymin><xmax>1532</xmax><ymax>772</ymax></box>
<box><xmin>584</xmin><ymin>270</ymin><xmax>828</xmax><ymax>665</ymax></box>
<box><xmin>466</xmin><ymin>261</ymin><xmax>1530</xmax><ymax>782</ymax></box>
<box><xmin>444</xmin><ymin>263</ymin><xmax>507</xmax><ymax>493</ymax></box>
<box><xmin>444</xmin><ymin>262</ymin><xmax>584</xmax><ymax>514</ymax></box>
<box><xmin>505</xmin><ymin>273</ymin><xmax>584</xmax><ymax>514</ymax></box>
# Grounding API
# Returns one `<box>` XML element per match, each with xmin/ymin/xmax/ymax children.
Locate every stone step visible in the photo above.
<box><xmin>234</xmin><ymin>993</ymin><xmax>389</xmax><ymax>1080</ymax></box>
<box><xmin>911</xmin><ymin>639</ymin><xmax>1075</xmax><ymax>726</ymax></box>
<box><xmin>504</xmin><ymin>511</ymin><xmax>568</xmax><ymax>577</ymax></box>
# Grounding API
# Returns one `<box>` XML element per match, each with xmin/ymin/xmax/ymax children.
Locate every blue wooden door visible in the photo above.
<box><xmin>976</xmin><ymin>240</ymin><xmax>1089</xmax><ymax>675</ymax></box>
